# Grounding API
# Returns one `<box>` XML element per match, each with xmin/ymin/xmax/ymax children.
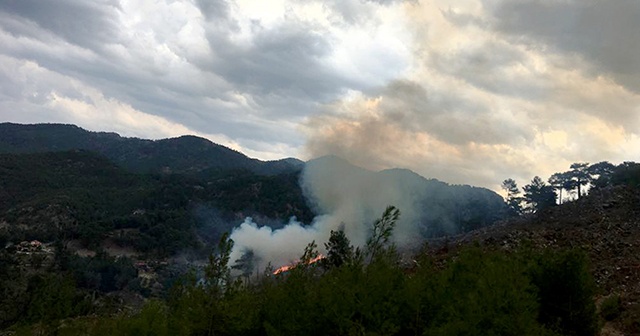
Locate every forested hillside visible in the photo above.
<box><xmin>0</xmin><ymin>123</ymin><xmax>303</xmax><ymax>175</ymax></box>
<box><xmin>0</xmin><ymin>150</ymin><xmax>313</xmax><ymax>257</ymax></box>
<box><xmin>4</xmin><ymin>124</ymin><xmax>639</xmax><ymax>335</ymax></box>
<box><xmin>0</xmin><ymin>124</ymin><xmax>510</xmax><ymax>256</ymax></box>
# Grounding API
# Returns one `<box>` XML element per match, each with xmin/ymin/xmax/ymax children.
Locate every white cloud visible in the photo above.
<box><xmin>1</xmin><ymin>0</ymin><xmax>640</xmax><ymax>191</ymax></box>
<box><xmin>0</xmin><ymin>55</ymin><xmax>243</xmax><ymax>152</ymax></box>
<box><xmin>0</xmin><ymin>0</ymin><xmax>412</xmax><ymax>160</ymax></box>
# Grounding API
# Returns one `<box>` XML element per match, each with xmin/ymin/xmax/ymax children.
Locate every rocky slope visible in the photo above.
<box><xmin>431</xmin><ymin>185</ymin><xmax>640</xmax><ymax>335</ymax></box>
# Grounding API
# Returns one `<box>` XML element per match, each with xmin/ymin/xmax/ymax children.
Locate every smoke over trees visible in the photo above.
<box><xmin>322</xmin><ymin>230</ymin><xmax>354</xmax><ymax>269</ymax></box>
<box><xmin>48</xmin><ymin>206</ymin><xmax>599</xmax><ymax>335</ymax></box>
<box><xmin>228</xmin><ymin>156</ymin><xmax>506</xmax><ymax>273</ymax></box>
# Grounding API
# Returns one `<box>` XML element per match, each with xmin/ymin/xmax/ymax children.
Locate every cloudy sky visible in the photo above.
<box><xmin>1</xmin><ymin>0</ymin><xmax>639</xmax><ymax>190</ymax></box>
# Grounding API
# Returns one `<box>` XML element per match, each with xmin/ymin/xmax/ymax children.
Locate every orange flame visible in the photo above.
<box><xmin>273</xmin><ymin>254</ymin><xmax>325</xmax><ymax>275</ymax></box>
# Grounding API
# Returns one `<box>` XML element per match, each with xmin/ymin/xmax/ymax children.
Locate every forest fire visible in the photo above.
<box><xmin>273</xmin><ymin>255</ymin><xmax>325</xmax><ymax>275</ymax></box>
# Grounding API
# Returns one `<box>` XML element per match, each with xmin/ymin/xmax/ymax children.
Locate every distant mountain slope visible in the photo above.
<box><xmin>303</xmin><ymin>156</ymin><xmax>507</xmax><ymax>238</ymax></box>
<box><xmin>0</xmin><ymin>123</ymin><xmax>303</xmax><ymax>175</ymax></box>
<box><xmin>0</xmin><ymin>150</ymin><xmax>313</xmax><ymax>255</ymax></box>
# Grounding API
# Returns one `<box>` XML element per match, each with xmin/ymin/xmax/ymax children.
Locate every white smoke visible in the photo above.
<box><xmin>228</xmin><ymin>156</ymin><xmax>429</xmax><ymax>271</ymax></box>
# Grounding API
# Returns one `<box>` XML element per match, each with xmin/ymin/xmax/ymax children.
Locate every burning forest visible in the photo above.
<box><xmin>228</xmin><ymin>155</ymin><xmax>506</xmax><ymax>274</ymax></box>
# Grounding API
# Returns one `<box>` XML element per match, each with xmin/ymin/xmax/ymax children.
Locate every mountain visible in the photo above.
<box><xmin>0</xmin><ymin>123</ymin><xmax>508</xmax><ymax>239</ymax></box>
<box><xmin>0</xmin><ymin>150</ymin><xmax>313</xmax><ymax>256</ymax></box>
<box><xmin>303</xmin><ymin>155</ymin><xmax>507</xmax><ymax>238</ymax></box>
<box><xmin>0</xmin><ymin>123</ymin><xmax>303</xmax><ymax>175</ymax></box>
<box><xmin>0</xmin><ymin>148</ymin><xmax>507</xmax><ymax>261</ymax></box>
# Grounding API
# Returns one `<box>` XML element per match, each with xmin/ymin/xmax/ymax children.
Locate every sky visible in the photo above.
<box><xmin>1</xmin><ymin>0</ymin><xmax>639</xmax><ymax>191</ymax></box>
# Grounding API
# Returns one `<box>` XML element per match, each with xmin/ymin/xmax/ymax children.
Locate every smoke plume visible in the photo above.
<box><xmin>228</xmin><ymin>156</ymin><xmax>429</xmax><ymax>272</ymax></box>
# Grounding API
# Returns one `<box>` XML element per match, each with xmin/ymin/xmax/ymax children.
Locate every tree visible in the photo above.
<box><xmin>588</xmin><ymin>161</ymin><xmax>616</xmax><ymax>188</ymax></box>
<box><xmin>529</xmin><ymin>249</ymin><xmax>598</xmax><ymax>335</ymax></box>
<box><xmin>366</xmin><ymin>206</ymin><xmax>400</xmax><ymax>263</ymax></box>
<box><xmin>609</xmin><ymin>161</ymin><xmax>640</xmax><ymax>187</ymax></box>
<box><xmin>523</xmin><ymin>176</ymin><xmax>557</xmax><ymax>213</ymax></box>
<box><xmin>323</xmin><ymin>229</ymin><xmax>354</xmax><ymax>269</ymax></box>
<box><xmin>501</xmin><ymin>178</ymin><xmax>523</xmax><ymax>215</ymax></box>
<box><xmin>568</xmin><ymin>163</ymin><xmax>590</xmax><ymax>199</ymax></box>
<box><xmin>204</xmin><ymin>232</ymin><xmax>234</xmax><ymax>293</ymax></box>
<box><xmin>232</xmin><ymin>250</ymin><xmax>257</xmax><ymax>281</ymax></box>
<box><xmin>547</xmin><ymin>172</ymin><xmax>572</xmax><ymax>204</ymax></box>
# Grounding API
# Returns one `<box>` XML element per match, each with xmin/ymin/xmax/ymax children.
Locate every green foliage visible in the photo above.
<box><xmin>366</xmin><ymin>205</ymin><xmax>400</xmax><ymax>263</ymax></box>
<box><xmin>322</xmin><ymin>229</ymin><xmax>354</xmax><ymax>269</ymax></box>
<box><xmin>46</xmin><ymin>300</ymin><xmax>171</xmax><ymax>336</ymax></box>
<box><xmin>547</xmin><ymin>161</ymin><xmax>618</xmax><ymax>200</ymax></box>
<box><xmin>548</xmin><ymin>172</ymin><xmax>572</xmax><ymax>204</ymax></box>
<box><xmin>526</xmin><ymin>248</ymin><xmax>598</xmax><ymax>336</ymax></box>
<box><xmin>0</xmin><ymin>122</ymin><xmax>302</xmax><ymax>176</ymax></box>
<box><xmin>609</xmin><ymin>161</ymin><xmax>640</xmax><ymax>187</ymax></box>
<box><xmin>71</xmin><ymin>209</ymin><xmax>595</xmax><ymax>336</ymax></box>
<box><xmin>567</xmin><ymin>163</ymin><xmax>591</xmax><ymax>199</ymax></box>
<box><xmin>415</xmin><ymin>248</ymin><xmax>548</xmax><ymax>336</ymax></box>
<box><xmin>65</xmin><ymin>252</ymin><xmax>138</xmax><ymax>292</ymax></box>
<box><xmin>300</xmin><ymin>240</ymin><xmax>319</xmax><ymax>265</ymax></box>
<box><xmin>0</xmin><ymin>251</ymin><xmax>28</xmax><ymax>328</ymax></box>
<box><xmin>587</xmin><ymin>161</ymin><xmax>616</xmax><ymax>188</ymax></box>
<box><xmin>204</xmin><ymin>169</ymin><xmax>314</xmax><ymax>224</ymax></box>
<box><xmin>418</xmin><ymin>181</ymin><xmax>508</xmax><ymax>237</ymax></box>
<box><xmin>110</xmin><ymin>300</ymin><xmax>170</xmax><ymax>336</ymax></box>
<box><xmin>18</xmin><ymin>244</ymin><xmax>601</xmax><ymax>336</ymax></box>
<box><xmin>523</xmin><ymin>176</ymin><xmax>557</xmax><ymax>212</ymax></box>
<box><xmin>0</xmin><ymin>151</ymin><xmax>313</xmax><ymax>259</ymax></box>
<box><xmin>502</xmin><ymin>178</ymin><xmax>523</xmax><ymax>215</ymax></box>
<box><xmin>23</xmin><ymin>273</ymin><xmax>91</xmax><ymax>324</ymax></box>
<box><xmin>3</xmin><ymin>193</ymin><xmax>605</xmax><ymax>336</ymax></box>
<box><xmin>204</xmin><ymin>232</ymin><xmax>234</xmax><ymax>292</ymax></box>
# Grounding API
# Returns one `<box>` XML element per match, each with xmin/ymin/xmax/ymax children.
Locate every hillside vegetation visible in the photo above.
<box><xmin>0</xmin><ymin>122</ymin><xmax>303</xmax><ymax>175</ymax></box>
<box><xmin>2</xmin><ymin>123</ymin><xmax>639</xmax><ymax>335</ymax></box>
<box><xmin>5</xmin><ymin>208</ymin><xmax>601</xmax><ymax>336</ymax></box>
<box><xmin>0</xmin><ymin>150</ymin><xmax>313</xmax><ymax>256</ymax></box>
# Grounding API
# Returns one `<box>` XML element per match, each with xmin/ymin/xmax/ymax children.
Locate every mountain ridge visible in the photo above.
<box><xmin>0</xmin><ymin>122</ymin><xmax>303</xmax><ymax>175</ymax></box>
<box><xmin>303</xmin><ymin>154</ymin><xmax>507</xmax><ymax>237</ymax></box>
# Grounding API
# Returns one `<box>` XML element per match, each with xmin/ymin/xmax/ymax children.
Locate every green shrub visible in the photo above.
<box><xmin>528</xmin><ymin>249</ymin><xmax>598</xmax><ymax>336</ymax></box>
<box><xmin>419</xmin><ymin>247</ymin><xmax>549</xmax><ymax>336</ymax></box>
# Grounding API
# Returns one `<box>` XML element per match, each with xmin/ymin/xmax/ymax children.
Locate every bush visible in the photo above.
<box><xmin>417</xmin><ymin>248</ymin><xmax>549</xmax><ymax>336</ymax></box>
<box><xmin>528</xmin><ymin>249</ymin><xmax>598</xmax><ymax>336</ymax></box>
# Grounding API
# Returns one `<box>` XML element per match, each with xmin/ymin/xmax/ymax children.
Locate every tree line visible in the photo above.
<box><xmin>8</xmin><ymin>207</ymin><xmax>601</xmax><ymax>335</ymax></box>
<box><xmin>502</xmin><ymin>161</ymin><xmax>639</xmax><ymax>214</ymax></box>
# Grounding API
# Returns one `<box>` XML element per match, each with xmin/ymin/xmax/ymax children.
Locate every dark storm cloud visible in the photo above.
<box><xmin>0</xmin><ymin>1</ymin><xmax>301</xmax><ymax>146</ymax></box>
<box><xmin>1</xmin><ymin>0</ymin><xmax>639</xmax><ymax>188</ymax></box>
<box><xmin>2</xmin><ymin>0</ymin><xmax>395</xmax><ymax>158</ymax></box>
<box><xmin>0</xmin><ymin>0</ymin><xmax>121</xmax><ymax>50</ymax></box>
<box><xmin>492</xmin><ymin>0</ymin><xmax>640</xmax><ymax>92</ymax></box>
<box><xmin>201</xmin><ymin>20</ymin><xmax>353</xmax><ymax>107</ymax></box>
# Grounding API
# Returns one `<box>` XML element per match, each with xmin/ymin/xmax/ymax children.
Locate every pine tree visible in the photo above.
<box><xmin>523</xmin><ymin>176</ymin><xmax>557</xmax><ymax>213</ymax></box>
<box><xmin>502</xmin><ymin>178</ymin><xmax>523</xmax><ymax>215</ymax></box>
